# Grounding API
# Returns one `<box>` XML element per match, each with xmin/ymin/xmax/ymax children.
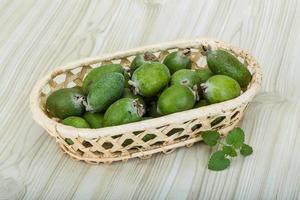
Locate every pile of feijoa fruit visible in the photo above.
<box><xmin>46</xmin><ymin>48</ymin><xmax>252</xmax><ymax>129</ymax></box>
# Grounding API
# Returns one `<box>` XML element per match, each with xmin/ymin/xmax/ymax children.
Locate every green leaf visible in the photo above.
<box><xmin>240</xmin><ymin>144</ymin><xmax>253</xmax><ymax>156</ymax></box>
<box><xmin>222</xmin><ymin>146</ymin><xmax>237</xmax><ymax>157</ymax></box>
<box><xmin>208</xmin><ymin>151</ymin><xmax>230</xmax><ymax>171</ymax></box>
<box><xmin>226</xmin><ymin>128</ymin><xmax>245</xmax><ymax>148</ymax></box>
<box><xmin>202</xmin><ymin>131</ymin><xmax>220</xmax><ymax>147</ymax></box>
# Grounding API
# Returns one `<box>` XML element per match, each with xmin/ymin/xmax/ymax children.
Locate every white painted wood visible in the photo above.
<box><xmin>0</xmin><ymin>0</ymin><xmax>300</xmax><ymax>199</ymax></box>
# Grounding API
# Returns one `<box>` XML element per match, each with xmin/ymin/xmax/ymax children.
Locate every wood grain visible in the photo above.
<box><xmin>0</xmin><ymin>0</ymin><xmax>300</xmax><ymax>199</ymax></box>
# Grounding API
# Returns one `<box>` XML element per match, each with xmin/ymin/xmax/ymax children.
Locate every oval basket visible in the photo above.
<box><xmin>30</xmin><ymin>38</ymin><xmax>262</xmax><ymax>164</ymax></box>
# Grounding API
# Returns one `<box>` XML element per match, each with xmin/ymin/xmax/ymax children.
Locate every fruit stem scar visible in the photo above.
<box><xmin>201</xmin><ymin>45</ymin><xmax>212</xmax><ymax>56</ymax></box>
<box><xmin>123</xmin><ymin>66</ymin><xmax>131</xmax><ymax>73</ymax></box>
<box><xmin>192</xmin><ymin>85</ymin><xmax>200</xmax><ymax>101</ymax></box>
<box><xmin>144</xmin><ymin>52</ymin><xmax>157</xmax><ymax>61</ymax></box>
<box><xmin>200</xmin><ymin>83</ymin><xmax>208</xmax><ymax>93</ymax></box>
<box><xmin>74</xmin><ymin>95</ymin><xmax>92</xmax><ymax>111</ymax></box>
<box><xmin>182</xmin><ymin>48</ymin><xmax>191</xmax><ymax>56</ymax></box>
<box><xmin>180</xmin><ymin>79</ymin><xmax>189</xmax><ymax>85</ymax></box>
<box><xmin>74</xmin><ymin>95</ymin><xmax>86</xmax><ymax>106</ymax></box>
<box><xmin>133</xmin><ymin>99</ymin><xmax>145</xmax><ymax>117</ymax></box>
<box><xmin>128</xmin><ymin>80</ymin><xmax>139</xmax><ymax>95</ymax></box>
<box><xmin>82</xmin><ymin>99</ymin><xmax>93</xmax><ymax>111</ymax></box>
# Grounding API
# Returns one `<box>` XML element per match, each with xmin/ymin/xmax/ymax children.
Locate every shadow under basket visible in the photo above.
<box><xmin>30</xmin><ymin>38</ymin><xmax>262</xmax><ymax>164</ymax></box>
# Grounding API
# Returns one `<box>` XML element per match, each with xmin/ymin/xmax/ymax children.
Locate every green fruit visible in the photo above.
<box><xmin>86</xmin><ymin>73</ymin><xmax>124</xmax><ymax>112</ymax></box>
<box><xmin>195</xmin><ymin>68</ymin><xmax>214</xmax><ymax>83</ymax></box>
<box><xmin>46</xmin><ymin>87</ymin><xmax>85</xmax><ymax>119</ymax></box>
<box><xmin>195</xmin><ymin>99</ymin><xmax>209</xmax><ymax>108</ymax></box>
<box><xmin>207</xmin><ymin>49</ymin><xmax>252</xmax><ymax>88</ymax></box>
<box><xmin>130</xmin><ymin>52</ymin><xmax>157</xmax><ymax>72</ymax></box>
<box><xmin>122</xmin><ymin>88</ymin><xmax>146</xmax><ymax>109</ymax></box>
<box><xmin>202</xmin><ymin>75</ymin><xmax>241</xmax><ymax>104</ymax></box>
<box><xmin>163</xmin><ymin>51</ymin><xmax>192</xmax><ymax>74</ymax></box>
<box><xmin>103</xmin><ymin>98</ymin><xmax>145</xmax><ymax>127</ymax></box>
<box><xmin>83</xmin><ymin>112</ymin><xmax>104</xmax><ymax>128</ymax></box>
<box><xmin>62</xmin><ymin>116</ymin><xmax>90</xmax><ymax>128</ymax></box>
<box><xmin>171</xmin><ymin>69</ymin><xmax>200</xmax><ymax>88</ymax></box>
<box><xmin>158</xmin><ymin>85</ymin><xmax>196</xmax><ymax>115</ymax></box>
<box><xmin>147</xmin><ymin>101</ymin><xmax>162</xmax><ymax>117</ymax></box>
<box><xmin>131</xmin><ymin>62</ymin><xmax>170</xmax><ymax>97</ymax></box>
<box><xmin>82</xmin><ymin>64</ymin><xmax>124</xmax><ymax>92</ymax></box>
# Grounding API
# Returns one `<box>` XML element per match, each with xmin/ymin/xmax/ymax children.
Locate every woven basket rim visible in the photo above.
<box><xmin>30</xmin><ymin>37</ymin><xmax>262</xmax><ymax>139</ymax></box>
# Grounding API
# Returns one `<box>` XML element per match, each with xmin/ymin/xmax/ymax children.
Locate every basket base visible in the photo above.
<box><xmin>58</xmin><ymin>121</ymin><xmax>240</xmax><ymax>164</ymax></box>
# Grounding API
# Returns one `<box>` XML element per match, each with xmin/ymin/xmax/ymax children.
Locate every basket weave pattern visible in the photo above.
<box><xmin>30</xmin><ymin>38</ymin><xmax>262</xmax><ymax>164</ymax></box>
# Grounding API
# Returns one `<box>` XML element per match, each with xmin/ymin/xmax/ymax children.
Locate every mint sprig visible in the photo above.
<box><xmin>202</xmin><ymin>127</ymin><xmax>253</xmax><ymax>171</ymax></box>
<box><xmin>208</xmin><ymin>151</ymin><xmax>230</xmax><ymax>171</ymax></box>
<box><xmin>222</xmin><ymin>146</ymin><xmax>237</xmax><ymax>157</ymax></box>
<box><xmin>202</xmin><ymin>131</ymin><xmax>220</xmax><ymax>146</ymax></box>
<box><xmin>240</xmin><ymin>144</ymin><xmax>253</xmax><ymax>156</ymax></box>
<box><xmin>226</xmin><ymin>127</ymin><xmax>245</xmax><ymax>148</ymax></box>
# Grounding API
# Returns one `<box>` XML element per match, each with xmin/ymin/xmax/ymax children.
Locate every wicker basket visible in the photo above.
<box><xmin>30</xmin><ymin>38</ymin><xmax>262</xmax><ymax>164</ymax></box>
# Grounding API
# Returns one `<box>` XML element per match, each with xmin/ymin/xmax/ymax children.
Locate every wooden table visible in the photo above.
<box><xmin>1</xmin><ymin>0</ymin><xmax>300</xmax><ymax>199</ymax></box>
